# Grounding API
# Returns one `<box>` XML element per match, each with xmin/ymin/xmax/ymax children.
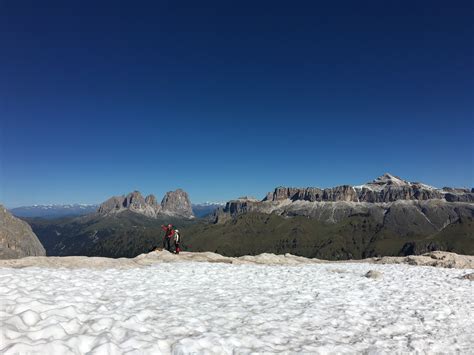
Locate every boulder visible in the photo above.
<box><xmin>365</xmin><ymin>270</ymin><xmax>383</xmax><ymax>279</ymax></box>
<box><xmin>460</xmin><ymin>273</ymin><xmax>474</xmax><ymax>281</ymax></box>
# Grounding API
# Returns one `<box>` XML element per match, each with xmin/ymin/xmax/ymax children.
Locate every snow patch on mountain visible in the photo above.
<box><xmin>193</xmin><ymin>202</ymin><xmax>226</xmax><ymax>206</ymax></box>
<box><xmin>354</xmin><ymin>173</ymin><xmax>437</xmax><ymax>192</ymax></box>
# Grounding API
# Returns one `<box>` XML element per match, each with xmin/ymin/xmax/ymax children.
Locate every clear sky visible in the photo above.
<box><xmin>1</xmin><ymin>0</ymin><xmax>473</xmax><ymax>207</ymax></box>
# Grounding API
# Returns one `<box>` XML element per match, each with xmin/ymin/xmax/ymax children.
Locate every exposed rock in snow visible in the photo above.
<box><xmin>365</xmin><ymin>270</ymin><xmax>383</xmax><ymax>279</ymax></box>
<box><xmin>460</xmin><ymin>272</ymin><xmax>474</xmax><ymax>281</ymax></box>
<box><xmin>368</xmin><ymin>251</ymin><xmax>474</xmax><ymax>269</ymax></box>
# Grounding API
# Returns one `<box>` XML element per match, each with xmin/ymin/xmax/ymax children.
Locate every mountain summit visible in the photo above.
<box><xmin>366</xmin><ymin>173</ymin><xmax>410</xmax><ymax>188</ymax></box>
<box><xmin>97</xmin><ymin>189</ymin><xmax>194</xmax><ymax>219</ymax></box>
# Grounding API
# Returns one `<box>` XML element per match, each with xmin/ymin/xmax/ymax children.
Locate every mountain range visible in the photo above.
<box><xmin>181</xmin><ymin>174</ymin><xmax>473</xmax><ymax>259</ymax></box>
<box><xmin>10</xmin><ymin>201</ymin><xmax>223</xmax><ymax>219</ymax></box>
<box><xmin>215</xmin><ymin>173</ymin><xmax>473</xmax><ymax>226</ymax></box>
<box><xmin>2</xmin><ymin>174</ymin><xmax>473</xmax><ymax>260</ymax></box>
<box><xmin>97</xmin><ymin>189</ymin><xmax>194</xmax><ymax>219</ymax></box>
<box><xmin>10</xmin><ymin>204</ymin><xmax>99</xmax><ymax>219</ymax></box>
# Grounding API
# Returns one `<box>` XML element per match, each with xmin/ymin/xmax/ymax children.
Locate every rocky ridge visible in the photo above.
<box><xmin>262</xmin><ymin>173</ymin><xmax>472</xmax><ymax>203</ymax></box>
<box><xmin>0</xmin><ymin>205</ymin><xmax>46</xmax><ymax>259</ymax></box>
<box><xmin>215</xmin><ymin>174</ymin><xmax>474</xmax><ymax>233</ymax></box>
<box><xmin>0</xmin><ymin>250</ymin><xmax>472</xmax><ymax>269</ymax></box>
<box><xmin>97</xmin><ymin>189</ymin><xmax>194</xmax><ymax>219</ymax></box>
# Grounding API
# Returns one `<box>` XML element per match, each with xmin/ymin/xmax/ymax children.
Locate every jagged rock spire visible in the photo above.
<box><xmin>97</xmin><ymin>189</ymin><xmax>194</xmax><ymax>218</ymax></box>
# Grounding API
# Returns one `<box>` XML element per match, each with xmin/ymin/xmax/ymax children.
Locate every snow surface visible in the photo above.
<box><xmin>1</xmin><ymin>262</ymin><xmax>473</xmax><ymax>354</ymax></box>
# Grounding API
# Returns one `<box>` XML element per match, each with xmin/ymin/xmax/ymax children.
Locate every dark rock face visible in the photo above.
<box><xmin>270</xmin><ymin>186</ymin><xmax>358</xmax><ymax>202</ymax></box>
<box><xmin>382</xmin><ymin>202</ymin><xmax>439</xmax><ymax>237</ymax></box>
<box><xmin>0</xmin><ymin>205</ymin><xmax>46</xmax><ymax>259</ymax></box>
<box><xmin>97</xmin><ymin>196</ymin><xmax>126</xmax><ymax>214</ymax></box>
<box><xmin>124</xmin><ymin>191</ymin><xmax>147</xmax><ymax>209</ymax></box>
<box><xmin>297</xmin><ymin>188</ymin><xmax>324</xmax><ymax>202</ymax></box>
<box><xmin>224</xmin><ymin>199</ymin><xmax>259</xmax><ymax>215</ymax></box>
<box><xmin>272</xmin><ymin>187</ymin><xmax>304</xmax><ymax>201</ymax></box>
<box><xmin>400</xmin><ymin>241</ymin><xmax>444</xmax><ymax>256</ymax></box>
<box><xmin>161</xmin><ymin>189</ymin><xmax>194</xmax><ymax>218</ymax></box>
<box><xmin>145</xmin><ymin>194</ymin><xmax>158</xmax><ymax>207</ymax></box>
<box><xmin>263</xmin><ymin>174</ymin><xmax>469</xmax><ymax>204</ymax></box>
<box><xmin>97</xmin><ymin>189</ymin><xmax>194</xmax><ymax>218</ymax></box>
<box><xmin>412</xmin><ymin>186</ymin><xmax>444</xmax><ymax>200</ymax></box>
<box><xmin>445</xmin><ymin>193</ymin><xmax>474</xmax><ymax>203</ymax></box>
<box><xmin>323</xmin><ymin>185</ymin><xmax>358</xmax><ymax>202</ymax></box>
<box><xmin>443</xmin><ymin>187</ymin><xmax>471</xmax><ymax>194</ymax></box>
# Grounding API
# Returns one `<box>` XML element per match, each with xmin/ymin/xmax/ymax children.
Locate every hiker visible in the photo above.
<box><xmin>161</xmin><ymin>224</ymin><xmax>174</xmax><ymax>251</ymax></box>
<box><xmin>174</xmin><ymin>229</ymin><xmax>181</xmax><ymax>254</ymax></box>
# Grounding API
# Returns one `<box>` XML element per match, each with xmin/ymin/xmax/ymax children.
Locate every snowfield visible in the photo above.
<box><xmin>1</xmin><ymin>262</ymin><xmax>473</xmax><ymax>354</ymax></box>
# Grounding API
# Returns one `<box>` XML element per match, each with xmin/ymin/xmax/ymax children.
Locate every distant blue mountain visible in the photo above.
<box><xmin>192</xmin><ymin>202</ymin><xmax>225</xmax><ymax>218</ymax></box>
<box><xmin>10</xmin><ymin>204</ymin><xmax>98</xmax><ymax>219</ymax></box>
<box><xmin>10</xmin><ymin>202</ymin><xmax>225</xmax><ymax>219</ymax></box>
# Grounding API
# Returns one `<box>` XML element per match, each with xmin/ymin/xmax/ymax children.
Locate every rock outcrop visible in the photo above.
<box><xmin>460</xmin><ymin>273</ymin><xmax>474</xmax><ymax>281</ymax></box>
<box><xmin>0</xmin><ymin>205</ymin><xmax>46</xmax><ymax>259</ymax></box>
<box><xmin>161</xmin><ymin>189</ymin><xmax>194</xmax><ymax>218</ymax></box>
<box><xmin>365</xmin><ymin>270</ymin><xmax>383</xmax><ymax>279</ymax></box>
<box><xmin>97</xmin><ymin>189</ymin><xmax>194</xmax><ymax>219</ymax></box>
<box><xmin>370</xmin><ymin>251</ymin><xmax>474</xmax><ymax>269</ymax></box>
<box><xmin>0</xmin><ymin>250</ymin><xmax>472</xmax><ymax>269</ymax></box>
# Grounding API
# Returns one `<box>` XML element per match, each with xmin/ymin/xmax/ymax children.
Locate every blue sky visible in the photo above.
<box><xmin>1</xmin><ymin>0</ymin><xmax>473</xmax><ymax>207</ymax></box>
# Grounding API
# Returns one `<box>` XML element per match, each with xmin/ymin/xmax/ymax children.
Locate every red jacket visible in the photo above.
<box><xmin>161</xmin><ymin>225</ymin><xmax>175</xmax><ymax>238</ymax></box>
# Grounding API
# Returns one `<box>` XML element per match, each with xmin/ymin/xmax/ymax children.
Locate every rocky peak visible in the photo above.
<box><xmin>145</xmin><ymin>194</ymin><xmax>158</xmax><ymax>207</ymax></box>
<box><xmin>124</xmin><ymin>191</ymin><xmax>146</xmax><ymax>209</ymax></box>
<box><xmin>161</xmin><ymin>189</ymin><xmax>194</xmax><ymax>218</ymax></box>
<box><xmin>97</xmin><ymin>196</ymin><xmax>124</xmax><ymax>214</ymax></box>
<box><xmin>367</xmin><ymin>173</ymin><xmax>410</xmax><ymax>189</ymax></box>
<box><xmin>98</xmin><ymin>189</ymin><xmax>194</xmax><ymax>218</ymax></box>
<box><xmin>97</xmin><ymin>191</ymin><xmax>159</xmax><ymax>218</ymax></box>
